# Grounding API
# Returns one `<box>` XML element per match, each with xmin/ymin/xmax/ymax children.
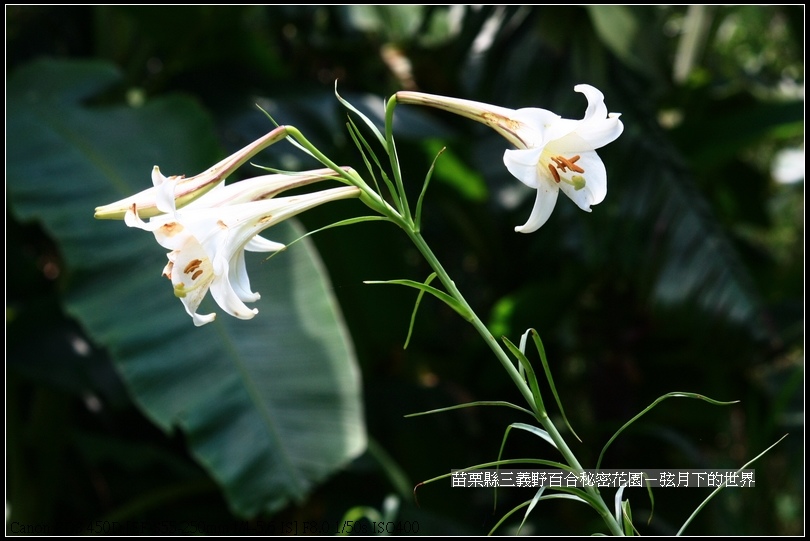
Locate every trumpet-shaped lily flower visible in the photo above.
<box><xmin>396</xmin><ymin>85</ymin><xmax>623</xmax><ymax>233</ymax></box>
<box><xmin>94</xmin><ymin>126</ymin><xmax>289</xmax><ymax>220</ymax></box>
<box><xmin>126</xmin><ymin>177</ymin><xmax>360</xmax><ymax>326</ymax></box>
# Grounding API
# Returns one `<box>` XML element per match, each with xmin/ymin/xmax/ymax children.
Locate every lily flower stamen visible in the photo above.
<box><xmin>183</xmin><ymin>259</ymin><xmax>203</xmax><ymax>275</ymax></box>
<box><xmin>551</xmin><ymin>155</ymin><xmax>585</xmax><ymax>174</ymax></box>
<box><xmin>548</xmin><ymin>164</ymin><xmax>561</xmax><ymax>183</ymax></box>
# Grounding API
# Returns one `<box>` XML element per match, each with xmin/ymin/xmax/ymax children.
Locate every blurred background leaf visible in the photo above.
<box><xmin>8</xmin><ymin>58</ymin><xmax>365</xmax><ymax>523</ymax></box>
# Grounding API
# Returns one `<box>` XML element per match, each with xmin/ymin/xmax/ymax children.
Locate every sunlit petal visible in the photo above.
<box><xmin>209</xmin><ymin>253</ymin><xmax>259</xmax><ymax>320</ymax></box>
<box><xmin>515</xmin><ymin>181</ymin><xmax>559</xmax><ymax>234</ymax></box>
<box><xmin>557</xmin><ymin>152</ymin><xmax>607</xmax><ymax>211</ymax></box>
<box><xmin>503</xmin><ymin>147</ymin><xmax>544</xmax><ymax>188</ymax></box>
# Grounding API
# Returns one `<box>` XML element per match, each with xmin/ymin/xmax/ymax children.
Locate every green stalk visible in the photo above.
<box><xmin>385</xmin><ymin>96</ymin><xmax>414</xmax><ymax>227</ymax></box>
<box><xmin>405</xmin><ymin>229</ymin><xmax>533</xmax><ymax>405</ymax></box>
<box><xmin>288</xmin><ymin>121</ymin><xmax>624</xmax><ymax>535</ymax></box>
<box><xmin>284</xmin><ymin>126</ymin><xmax>405</xmax><ymax>225</ymax></box>
<box><xmin>537</xmin><ymin>410</ymin><xmax>624</xmax><ymax>535</ymax></box>
<box><xmin>403</xmin><ymin>229</ymin><xmax>623</xmax><ymax>536</ymax></box>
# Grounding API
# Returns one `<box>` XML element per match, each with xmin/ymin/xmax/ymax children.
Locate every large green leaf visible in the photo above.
<box><xmin>7</xmin><ymin>58</ymin><xmax>366</xmax><ymax>517</ymax></box>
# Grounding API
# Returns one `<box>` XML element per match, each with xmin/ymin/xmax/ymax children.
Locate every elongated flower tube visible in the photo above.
<box><xmin>125</xmin><ymin>174</ymin><xmax>360</xmax><ymax>326</ymax></box>
<box><xmin>396</xmin><ymin>85</ymin><xmax>623</xmax><ymax>233</ymax></box>
<box><xmin>94</xmin><ymin>126</ymin><xmax>289</xmax><ymax>220</ymax></box>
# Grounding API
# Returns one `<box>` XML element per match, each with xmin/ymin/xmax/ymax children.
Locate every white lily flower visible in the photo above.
<box><xmin>94</xmin><ymin>126</ymin><xmax>289</xmax><ymax>220</ymax></box>
<box><xmin>397</xmin><ymin>85</ymin><xmax>623</xmax><ymax>232</ymax></box>
<box><xmin>126</xmin><ymin>177</ymin><xmax>360</xmax><ymax>326</ymax></box>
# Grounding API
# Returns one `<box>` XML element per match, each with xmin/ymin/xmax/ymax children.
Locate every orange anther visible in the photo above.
<box><xmin>551</xmin><ymin>156</ymin><xmax>567</xmax><ymax>171</ymax></box>
<box><xmin>184</xmin><ymin>259</ymin><xmax>203</xmax><ymax>274</ymax></box>
<box><xmin>551</xmin><ymin>154</ymin><xmax>585</xmax><ymax>174</ymax></box>
<box><xmin>548</xmin><ymin>164</ymin><xmax>561</xmax><ymax>182</ymax></box>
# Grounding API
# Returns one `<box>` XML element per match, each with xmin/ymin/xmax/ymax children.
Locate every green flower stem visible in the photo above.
<box><xmin>407</xmin><ymin>230</ymin><xmax>623</xmax><ymax>536</ymax></box>
<box><xmin>384</xmin><ymin>96</ymin><xmax>413</xmax><ymax>228</ymax></box>
<box><xmin>537</xmin><ymin>410</ymin><xmax>624</xmax><ymax>535</ymax></box>
<box><xmin>286</xmin><ymin>123</ymin><xmax>623</xmax><ymax>535</ymax></box>
<box><xmin>284</xmin><ymin>126</ymin><xmax>405</xmax><ymax>222</ymax></box>
<box><xmin>405</xmin><ymin>229</ymin><xmax>533</xmax><ymax>404</ymax></box>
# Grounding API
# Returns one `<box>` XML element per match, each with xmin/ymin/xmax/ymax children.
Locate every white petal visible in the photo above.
<box><xmin>155</xmin><ymin>175</ymin><xmax>180</xmax><ymax>215</ymax></box>
<box><xmin>569</xmin><ymin>85</ymin><xmax>624</xmax><ymax>149</ymax></box>
<box><xmin>124</xmin><ymin>206</ymin><xmax>152</xmax><ymax>230</ymax></box>
<box><xmin>509</xmin><ymin>108</ymin><xmax>560</xmax><ymax>148</ymax></box>
<box><xmin>557</xmin><ymin>151</ymin><xmax>607</xmax><ymax>211</ymax></box>
<box><xmin>151</xmin><ymin>165</ymin><xmax>168</xmax><ymax>187</ymax></box>
<box><xmin>515</xmin><ymin>180</ymin><xmax>559</xmax><ymax>233</ymax></box>
<box><xmin>512</xmin><ymin>109</ymin><xmax>585</xmax><ymax>149</ymax></box>
<box><xmin>228</xmin><ymin>249</ymin><xmax>261</xmax><ymax>303</ymax></box>
<box><xmin>150</xmin><ymin>219</ymin><xmax>193</xmax><ymax>251</ymax></box>
<box><xmin>209</xmin><ymin>254</ymin><xmax>259</xmax><ymax>320</ymax></box>
<box><xmin>573</xmin><ymin>114</ymin><xmax>624</xmax><ymax>150</ymax></box>
<box><xmin>169</xmin><ymin>239</ymin><xmax>217</xmax><ymax>325</ymax></box>
<box><xmin>246</xmin><ymin>235</ymin><xmax>286</xmax><ymax>252</ymax></box>
<box><xmin>503</xmin><ymin>147</ymin><xmax>544</xmax><ymax>188</ymax></box>
<box><xmin>574</xmin><ymin>84</ymin><xmax>608</xmax><ymax>123</ymax></box>
<box><xmin>191</xmin><ymin>312</ymin><xmax>217</xmax><ymax>327</ymax></box>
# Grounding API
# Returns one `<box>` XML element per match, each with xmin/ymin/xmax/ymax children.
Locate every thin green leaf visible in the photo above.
<box><xmin>677</xmin><ymin>434</ymin><xmax>788</xmax><ymax>536</ymax></box>
<box><xmin>597</xmin><ymin>392</ymin><xmax>739</xmax><ymax>470</ymax></box>
<box><xmin>248</xmin><ymin>163</ymin><xmax>320</xmax><ymax>176</ymax></box>
<box><xmin>488</xmin><ymin>500</ymin><xmax>530</xmax><ymax>536</ymax></box>
<box><xmin>255</xmin><ymin>103</ymin><xmax>281</xmax><ymax>128</ymax></box>
<box><xmin>403</xmin><ymin>273</ymin><xmax>436</xmax><ymax>349</ymax></box>
<box><xmin>264</xmin><ymin>216</ymin><xmax>391</xmax><ymax>262</ymax></box>
<box><xmin>334</xmin><ymin>82</ymin><xmax>387</xmax><ymax>150</ymax></box>
<box><xmin>283</xmin><ymin>126</ymin><xmax>355</xmax><ymax>185</ymax></box>
<box><xmin>345</xmin><ymin>116</ymin><xmax>402</xmax><ymax>213</ymax></box>
<box><xmin>363</xmin><ymin>279</ymin><xmax>471</xmax><ymax>321</ymax></box>
<box><xmin>507</xmin><ymin>422</ymin><xmax>558</xmax><ymax>450</ymax></box>
<box><xmin>529</xmin><ymin>330</ymin><xmax>581</xmax><ymax>442</ymax></box>
<box><xmin>502</xmin><ymin>336</ymin><xmax>545</xmax><ymax>415</ymax></box>
<box><xmin>414</xmin><ymin>146</ymin><xmax>444</xmax><ymax>231</ymax></box>
<box><xmin>384</xmin><ymin>95</ymin><xmax>411</xmax><ymax>223</ymax></box>
<box><xmin>404</xmin><ymin>400</ymin><xmax>535</xmax><ymax>418</ymax></box>
<box><xmin>422</xmin><ymin>139</ymin><xmax>488</xmax><ymax>202</ymax></box>
<box><xmin>621</xmin><ymin>498</ymin><xmax>638</xmax><ymax>536</ymax></box>
<box><xmin>540</xmin><ymin>493</ymin><xmax>591</xmax><ymax>504</ymax></box>
<box><xmin>255</xmin><ymin>104</ymin><xmax>318</xmax><ymax>160</ymax></box>
<box><xmin>489</xmin><ymin>492</ymin><xmax>592</xmax><ymax>535</ymax></box>
<box><xmin>493</xmin><ymin>422</ymin><xmax>560</xmax><ymax>513</ymax></box>
<box><xmin>517</xmin><ymin>487</ymin><xmax>547</xmax><ymax>535</ymax></box>
<box><xmin>344</xmin><ymin>118</ymin><xmax>383</xmax><ymax>196</ymax></box>
<box><xmin>614</xmin><ymin>485</ymin><xmax>626</xmax><ymax>526</ymax></box>
<box><xmin>517</xmin><ymin>329</ymin><xmax>531</xmax><ymax>380</ymax></box>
